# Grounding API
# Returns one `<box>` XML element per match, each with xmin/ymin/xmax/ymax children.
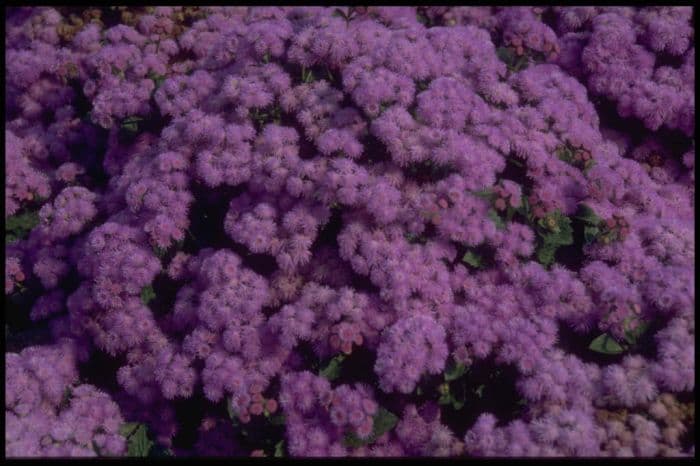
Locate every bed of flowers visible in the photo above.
<box><xmin>4</xmin><ymin>6</ymin><xmax>695</xmax><ymax>457</ymax></box>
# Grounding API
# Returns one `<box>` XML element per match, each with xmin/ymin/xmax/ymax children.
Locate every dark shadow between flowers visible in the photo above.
<box><xmin>5</xmin><ymin>264</ymin><xmax>86</xmax><ymax>353</ymax></box>
<box><xmin>316</xmin><ymin>204</ymin><xmax>344</xmax><ymax>246</ymax></box>
<box><xmin>356</xmin><ymin>133</ymin><xmax>393</xmax><ymax>166</ymax></box>
<box><xmin>556</xmin><ymin>318</ymin><xmax>664</xmax><ymax>366</ymax></box>
<box><xmin>499</xmin><ymin>154</ymin><xmax>533</xmax><ymax>194</ymax></box>
<box><xmin>286</xmin><ymin>62</ymin><xmax>343</xmax><ymax>90</ymax></box>
<box><xmin>5</xmin><ymin>275</ymin><xmax>53</xmax><ymax>353</ymax></box>
<box><xmin>437</xmin><ymin>359</ymin><xmax>524</xmax><ymax>437</ymax></box>
<box><xmin>78</xmin><ymin>349</ymin><xmax>125</xmax><ymax>392</ymax></box>
<box><xmin>555</xmin><ymin>212</ymin><xmax>588</xmax><ymax>272</ymax></box>
<box><xmin>170</xmin><ymin>394</ymin><xmax>210</xmax><ymax>451</ymax></box>
<box><xmin>150</xmin><ymin>272</ymin><xmax>180</xmax><ymax>318</ymax></box>
<box><xmin>335</xmin><ymin>345</ymin><xmax>382</xmax><ymax>390</ymax></box>
<box><xmin>539</xmin><ymin>7</ymin><xmax>559</xmax><ymax>30</ymax></box>
<box><xmin>358</xmin><ymin>357</ymin><xmax>525</xmax><ymax>439</ymax></box>
<box><xmin>593</xmin><ymin>96</ymin><xmax>693</xmax><ymax>158</ymax></box>
<box><xmin>450</xmin><ymin>241</ymin><xmax>497</xmax><ymax>270</ymax></box>
<box><xmin>185</xmin><ymin>182</ymin><xmax>278</xmax><ymax>278</ymax></box>
<box><xmin>404</xmin><ymin>161</ymin><xmax>455</xmax><ymax>185</ymax></box>
<box><xmin>677</xmin><ymin>391</ymin><xmax>695</xmax><ymax>451</ymax></box>
<box><xmin>213</xmin><ymin>371</ymin><xmax>286</xmax><ymax>457</ymax></box>
<box><xmin>314</xmin><ymin>204</ymin><xmax>382</xmax><ymax>296</ymax></box>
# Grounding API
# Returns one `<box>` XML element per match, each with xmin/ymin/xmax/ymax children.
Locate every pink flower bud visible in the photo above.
<box><xmin>353</xmin><ymin>333</ymin><xmax>363</xmax><ymax>346</ymax></box>
<box><xmin>265</xmin><ymin>399</ymin><xmax>278</xmax><ymax>414</ymax></box>
<box><xmin>341</xmin><ymin>340</ymin><xmax>353</xmax><ymax>354</ymax></box>
<box><xmin>249</xmin><ymin>383</ymin><xmax>263</xmax><ymax>395</ymax></box>
<box><xmin>250</xmin><ymin>402</ymin><xmax>264</xmax><ymax>416</ymax></box>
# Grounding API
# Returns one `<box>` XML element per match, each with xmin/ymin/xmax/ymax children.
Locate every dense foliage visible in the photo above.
<box><xmin>4</xmin><ymin>6</ymin><xmax>695</xmax><ymax>457</ymax></box>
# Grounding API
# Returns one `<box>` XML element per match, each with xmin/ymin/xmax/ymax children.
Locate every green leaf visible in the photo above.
<box><xmin>556</xmin><ymin>146</ymin><xmax>572</xmax><ymax>163</ymax></box>
<box><xmin>121</xmin><ymin>122</ymin><xmax>138</xmax><ymax>133</ymax></box>
<box><xmin>444</xmin><ymin>360</ymin><xmax>467</xmax><ymax>381</ymax></box>
<box><xmin>517</xmin><ymin>195</ymin><xmax>532</xmax><ymax>221</ymax></box>
<box><xmin>416</xmin><ymin>79</ymin><xmax>431</xmax><ymax>92</ymax></box>
<box><xmin>6</xmin><ymin>211</ymin><xmax>40</xmax><ymax>230</ymax></box>
<box><xmin>111</xmin><ymin>65</ymin><xmax>125</xmax><ymax>78</ymax></box>
<box><xmin>121</xmin><ymin>116</ymin><xmax>143</xmax><ymax>133</ymax></box>
<box><xmin>451</xmin><ymin>398</ymin><xmax>465</xmax><ymax>410</ymax></box>
<box><xmin>126</xmin><ymin>424</ymin><xmax>154</xmax><ymax>457</ymax></box>
<box><xmin>513</xmin><ymin>55</ymin><xmax>529</xmax><ymax>72</ymax></box>
<box><xmin>324</xmin><ymin>66</ymin><xmax>335</xmax><ymax>83</ymax></box>
<box><xmin>588</xmin><ymin>333</ymin><xmax>625</xmax><ymax>355</ymax></box>
<box><xmin>537</xmin><ymin>212</ymin><xmax>573</xmax><ymax>254</ymax></box>
<box><xmin>536</xmin><ymin>241</ymin><xmax>557</xmax><ymax>266</ymax></box>
<box><xmin>318</xmin><ymin>354</ymin><xmax>345</xmax><ymax>381</ymax></box>
<box><xmin>269</xmin><ymin>414</ymin><xmax>286</xmax><ymax>426</ymax></box>
<box><xmin>583</xmin><ymin>159</ymin><xmax>596</xmax><ymax>173</ymax></box>
<box><xmin>119</xmin><ymin>422</ymin><xmax>141</xmax><ymax>438</ymax></box>
<box><xmin>508</xmin><ymin>157</ymin><xmax>525</xmax><ymax>168</ymax></box>
<box><xmin>149</xmin><ymin>444</ymin><xmax>174</xmax><ymax>457</ymax></box>
<box><xmin>152</xmin><ymin>245</ymin><xmax>168</xmax><ymax>258</ymax></box>
<box><xmin>576</xmin><ymin>204</ymin><xmax>601</xmax><ymax>226</ymax></box>
<box><xmin>301</xmin><ymin>66</ymin><xmax>315</xmax><ymax>83</ymax></box>
<box><xmin>497</xmin><ymin>46</ymin><xmax>530</xmax><ymax>72</ymax></box>
<box><xmin>552</xmin><ymin>213</ymin><xmax>574</xmax><ymax>244</ymax></box>
<box><xmin>140</xmin><ymin>285</ymin><xmax>156</xmax><ymax>306</ymax></box>
<box><xmin>488</xmin><ymin>209</ymin><xmax>506</xmax><ymax>230</ymax></box>
<box><xmin>548</xmin><ymin>224</ymin><xmax>573</xmax><ymax>246</ymax></box>
<box><xmin>148</xmin><ymin>72</ymin><xmax>166</xmax><ymax>89</ymax></box>
<box><xmin>461</xmin><ymin>251</ymin><xmax>482</xmax><ymax>269</ymax></box>
<box><xmin>343</xmin><ymin>432</ymin><xmax>365</xmax><ymax>449</ymax></box>
<box><xmin>274</xmin><ymin>440</ymin><xmax>285</xmax><ymax>457</ymax></box>
<box><xmin>372</xmin><ymin>407</ymin><xmax>398</xmax><ymax>438</ymax></box>
<box><xmin>58</xmin><ymin>387</ymin><xmax>73</xmax><ymax>410</ymax></box>
<box><xmin>119</xmin><ymin>422</ymin><xmax>174</xmax><ymax>457</ymax></box>
<box><xmin>623</xmin><ymin>320</ymin><xmax>649</xmax><ymax>346</ymax></box>
<box><xmin>472</xmin><ymin>188</ymin><xmax>494</xmax><ymax>200</ymax></box>
<box><xmin>6</xmin><ymin>210</ymin><xmax>40</xmax><ymax>243</ymax></box>
<box><xmin>496</xmin><ymin>47</ymin><xmax>515</xmax><ymax>66</ymax></box>
<box><xmin>438</xmin><ymin>393</ymin><xmax>452</xmax><ymax>405</ymax></box>
<box><xmin>342</xmin><ymin>407</ymin><xmax>398</xmax><ymax>448</ymax></box>
<box><xmin>226</xmin><ymin>397</ymin><xmax>236</xmax><ymax>420</ymax></box>
<box><xmin>474</xmin><ymin>384</ymin><xmax>485</xmax><ymax>398</ymax></box>
<box><xmin>583</xmin><ymin>226</ymin><xmax>600</xmax><ymax>245</ymax></box>
<box><xmin>122</xmin><ymin>116</ymin><xmax>143</xmax><ymax>125</ymax></box>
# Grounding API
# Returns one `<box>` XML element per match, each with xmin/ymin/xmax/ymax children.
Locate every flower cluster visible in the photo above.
<box><xmin>5</xmin><ymin>342</ymin><xmax>126</xmax><ymax>457</ymax></box>
<box><xmin>4</xmin><ymin>6</ymin><xmax>694</xmax><ymax>458</ymax></box>
<box><xmin>375</xmin><ymin>315</ymin><xmax>448</xmax><ymax>394</ymax></box>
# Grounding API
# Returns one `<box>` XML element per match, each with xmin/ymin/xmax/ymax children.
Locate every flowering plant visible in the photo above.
<box><xmin>5</xmin><ymin>6</ymin><xmax>694</xmax><ymax>458</ymax></box>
